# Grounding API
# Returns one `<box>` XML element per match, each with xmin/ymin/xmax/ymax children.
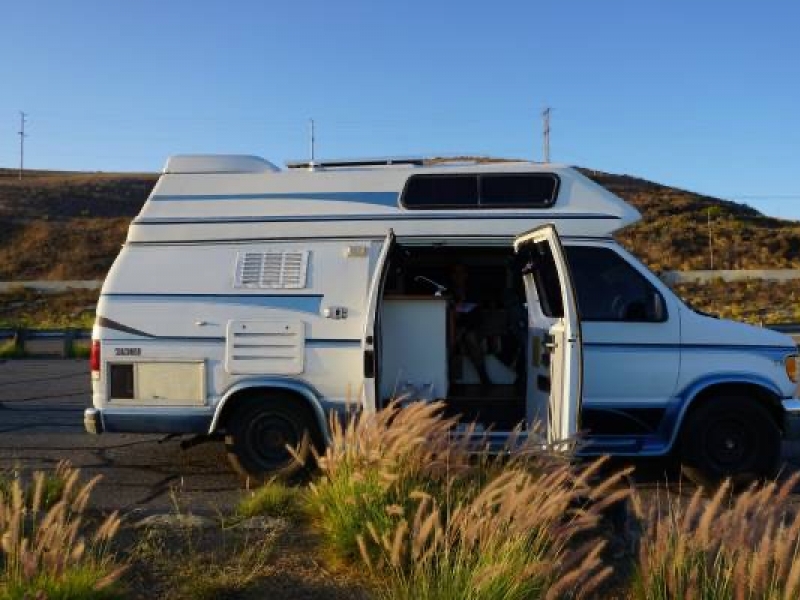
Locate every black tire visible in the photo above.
<box><xmin>680</xmin><ymin>395</ymin><xmax>780</xmax><ymax>487</ymax></box>
<box><xmin>225</xmin><ymin>394</ymin><xmax>321</xmax><ymax>482</ymax></box>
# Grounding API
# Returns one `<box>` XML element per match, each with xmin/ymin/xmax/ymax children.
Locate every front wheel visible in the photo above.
<box><xmin>225</xmin><ymin>395</ymin><xmax>319</xmax><ymax>481</ymax></box>
<box><xmin>680</xmin><ymin>395</ymin><xmax>780</xmax><ymax>487</ymax></box>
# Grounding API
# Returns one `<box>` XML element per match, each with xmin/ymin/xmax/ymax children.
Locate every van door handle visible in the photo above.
<box><xmin>544</xmin><ymin>334</ymin><xmax>556</xmax><ymax>352</ymax></box>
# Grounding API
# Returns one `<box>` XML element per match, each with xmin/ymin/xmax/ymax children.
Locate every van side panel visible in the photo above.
<box><xmin>93</xmin><ymin>239</ymin><xmax>378</xmax><ymax>427</ymax></box>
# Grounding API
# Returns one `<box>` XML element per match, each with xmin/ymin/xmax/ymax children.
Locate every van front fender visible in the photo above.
<box><xmin>662</xmin><ymin>372</ymin><xmax>784</xmax><ymax>452</ymax></box>
<box><xmin>209</xmin><ymin>378</ymin><xmax>330</xmax><ymax>444</ymax></box>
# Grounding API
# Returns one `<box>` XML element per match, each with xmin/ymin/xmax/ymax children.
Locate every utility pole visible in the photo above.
<box><xmin>542</xmin><ymin>107</ymin><xmax>551</xmax><ymax>163</ymax></box>
<box><xmin>308</xmin><ymin>118</ymin><xmax>316</xmax><ymax>171</ymax></box>
<box><xmin>707</xmin><ymin>207</ymin><xmax>714</xmax><ymax>270</ymax></box>
<box><xmin>18</xmin><ymin>111</ymin><xmax>27</xmax><ymax>180</ymax></box>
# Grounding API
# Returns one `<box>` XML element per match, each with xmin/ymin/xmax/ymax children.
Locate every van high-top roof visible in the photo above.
<box><xmin>127</xmin><ymin>155</ymin><xmax>641</xmax><ymax>244</ymax></box>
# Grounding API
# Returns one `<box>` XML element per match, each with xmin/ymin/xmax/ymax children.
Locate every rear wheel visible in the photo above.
<box><xmin>225</xmin><ymin>394</ymin><xmax>320</xmax><ymax>481</ymax></box>
<box><xmin>680</xmin><ymin>395</ymin><xmax>780</xmax><ymax>487</ymax></box>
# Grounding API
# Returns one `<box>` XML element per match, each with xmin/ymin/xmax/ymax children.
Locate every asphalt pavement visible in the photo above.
<box><xmin>0</xmin><ymin>359</ymin><xmax>241</xmax><ymax>514</ymax></box>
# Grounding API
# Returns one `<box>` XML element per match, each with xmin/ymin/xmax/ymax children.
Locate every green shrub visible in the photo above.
<box><xmin>236</xmin><ymin>479</ymin><xmax>304</xmax><ymax>520</ymax></box>
<box><xmin>0</xmin><ymin>339</ymin><xmax>24</xmax><ymax>359</ymax></box>
<box><xmin>68</xmin><ymin>343</ymin><xmax>92</xmax><ymax>359</ymax></box>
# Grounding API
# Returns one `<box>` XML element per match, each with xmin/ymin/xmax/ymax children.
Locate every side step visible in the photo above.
<box><xmin>579</xmin><ymin>437</ymin><xmax>643</xmax><ymax>455</ymax></box>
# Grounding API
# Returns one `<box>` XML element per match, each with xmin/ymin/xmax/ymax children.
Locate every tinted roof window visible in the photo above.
<box><xmin>402</xmin><ymin>173</ymin><xmax>559</xmax><ymax>209</ymax></box>
<box><xmin>403</xmin><ymin>175</ymin><xmax>478</xmax><ymax>208</ymax></box>
<box><xmin>479</xmin><ymin>174</ymin><xmax>558</xmax><ymax>207</ymax></box>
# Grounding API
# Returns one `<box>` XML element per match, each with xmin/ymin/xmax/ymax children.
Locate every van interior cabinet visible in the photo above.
<box><xmin>379</xmin><ymin>296</ymin><xmax>448</xmax><ymax>402</ymax></box>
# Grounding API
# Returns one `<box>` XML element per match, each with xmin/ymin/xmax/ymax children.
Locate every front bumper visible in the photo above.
<box><xmin>782</xmin><ymin>399</ymin><xmax>800</xmax><ymax>440</ymax></box>
<box><xmin>84</xmin><ymin>408</ymin><xmax>103</xmax><ymax>434</ymax></box>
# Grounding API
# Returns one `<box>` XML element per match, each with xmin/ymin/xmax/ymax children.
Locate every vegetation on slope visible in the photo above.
<box><xmin>583</xmin><ymin>169</ymin><xmax>800</xmax><ymax>271</ymax></box>
<box><xmin>0</xmin><ymin>168</ymin><xmax>156</xmax><ymax>280</ymax></box>
<box><xmin>0</xmin><ymin>287</ymin><xmax>97</xmax><ymax>328</ymax></box>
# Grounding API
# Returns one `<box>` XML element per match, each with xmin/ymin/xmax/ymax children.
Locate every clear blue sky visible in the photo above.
<box><xmin>2</xmin><ymin>0</ymin><xmax>799</xmax><ymax>218</ymax></box>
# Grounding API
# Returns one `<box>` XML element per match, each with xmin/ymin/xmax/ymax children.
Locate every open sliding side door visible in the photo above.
<box><xmin>362</xmin><ymin>229</ymin><xmax>396</xmax><ymax>413</ymax></box>
<box><xmin>514</xmin><ymin>224</ymin><xmax>583</xmax><ymax>445</ymax></box>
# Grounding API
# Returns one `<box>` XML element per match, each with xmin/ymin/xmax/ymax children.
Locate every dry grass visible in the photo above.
<box><xmin>0</xmin><ymin>218</ymin><xmax>130</xmax><ymax>280</ymax></box>
<box><xmin>0</xmin><ymin>288</ymin><xmax>98</xmax><ymax>329</ymax></box>
<box><xmin>0</xmin><ymin>463</ymin><xmax>124</xmax><ymax>599</ymax></box>
<box><xmin>0</xmin><ymin>461</ymin><xmax>72</xmax><ymax>512</ymax></box>
<box><xmin>306</xmin><ymin>401</ymin><xmax>478</xmax><ymax>564</ymax></box>
<box><xmin>360</xmin><ymin>463</ymin><xmax>628</xmax><ymax>600</ymax></box>
<box><xmin>631</xmin><ymin>474</ymin><xmax>800</xmax><ymax>599</ymax></box>
<box><xmin>129</xmin><ymin>526</ymin><xmax>276</xmax><ymax>600</ymax></box>
<box><xmin>306</xmin><ymin>400</ymin><xmax>632</xmax><ymax>599</ymax></box>
<box><xmin>672</xmin><ymin>279</ymin><xmax>800</xmax><ymax>325</ymax></box>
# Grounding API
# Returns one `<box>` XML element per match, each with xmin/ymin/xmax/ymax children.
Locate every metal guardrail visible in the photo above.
<box><xmin>661</xmin><ymin>270</ymin><xmax>800</xmax><ymax>285</ymax></box>
<box><xmin>0</xmin><ymin>328</ymin><xmax>92</xmax><ymax>358</ymax></box>
<box><xmin>0</xmin><ymin>280</ymin><xmax>103</xmax><ymax>293</ymax></box>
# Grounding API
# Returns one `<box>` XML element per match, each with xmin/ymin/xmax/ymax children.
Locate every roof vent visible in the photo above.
<box><xmin>163</xmin><ymin>155</ymin><xmax>280</xmax><ymax>174</ymax></box>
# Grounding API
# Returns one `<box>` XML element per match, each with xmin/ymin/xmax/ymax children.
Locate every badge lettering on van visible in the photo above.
<box><xmin>114</xmin><ymin>348</ymin><xmax>141</xmax><ymax>356</ymax></box>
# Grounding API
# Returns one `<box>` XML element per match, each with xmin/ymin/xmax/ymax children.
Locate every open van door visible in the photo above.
<box><xmin>362</xmin><ymin>229</ymin><xmax>395</xmax><ymax>413</ymax></box>
<box><xmin>514</xmin><ymin>224</ymin><xmax>583</xmax><ymax>445</ymax></box>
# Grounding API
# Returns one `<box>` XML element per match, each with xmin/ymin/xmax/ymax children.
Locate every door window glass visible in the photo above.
<box><xmin>565</xmin><ymin>246</ymin><xmax>666</xmax><ymax>322</ymax></box>
<box><xmin>520</xmin><ymin>241</ymin><xmax>564</xmax><ymax>318</ymax></box>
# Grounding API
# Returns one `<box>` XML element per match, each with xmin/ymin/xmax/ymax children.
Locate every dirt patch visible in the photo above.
<box><xmin>118</xmin><ymin>517</ymin><xmax>373</xmax><ymax>600</ymax></box>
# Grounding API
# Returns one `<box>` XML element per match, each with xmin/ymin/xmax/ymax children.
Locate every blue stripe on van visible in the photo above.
<box><xmin>101</xmin><ymin>336</ymin><xmax>360</xmax><ymax>345</ymax></box>
<box><xmin>584</xmin><ymin>342</ymin><xmax>794</xmax><ymax>360</ymax></box>
<box><xmin>151</xmin><ymin>192</ymin><xmax>399</xmax><ymax>207</ymax></box>
<box><xmin>135</xmin><ymin>213</ymin><xmax>620</xmax><ymax>225</ymax></box>
<box><xmin>102</xmin><ymin>293</ymin><xmax>323</xmax><ymax>315</ymax></box>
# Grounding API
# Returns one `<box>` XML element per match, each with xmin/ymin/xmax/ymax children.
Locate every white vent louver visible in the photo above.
<box><xmin>235</xmin><ymin>251</ymin><xmax>309</xmax><ymax>289</ymax></box>
<box><xmin>225</xmin><ymin>320</ymin><xmax>304</xmax><ymax>375</ymax></box>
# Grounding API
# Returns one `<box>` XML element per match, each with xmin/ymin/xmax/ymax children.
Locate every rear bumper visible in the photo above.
<box><xmin>84</xmin><ymin>408</ymin><xmax>103</xmax><ymax>434</ymax></box>
<box><xmin>782</xmin><ymin>399</ymin><xmax>800</xmax><ymax>440</ymax></box>
<box><xmin>83</xmin><ymin>407</ymin><xmax>211</xmax><ymax>435</ymax></box>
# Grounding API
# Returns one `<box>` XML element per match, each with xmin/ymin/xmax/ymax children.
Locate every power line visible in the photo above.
<box><xmin>18</xmin><ymin>111</ymin><xmax>27</xmax><ymax>180</ymax></box>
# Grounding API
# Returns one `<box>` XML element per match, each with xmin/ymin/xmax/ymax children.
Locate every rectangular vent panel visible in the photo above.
<box><xmin>235</xmin><ymin>251</ymin><xmax>309</xmax><ymax>289</ymax></box>
<box><xmin>225</xmin><ymin>320</ymin><xmax>304</xmax><ymax>374</ymax></box>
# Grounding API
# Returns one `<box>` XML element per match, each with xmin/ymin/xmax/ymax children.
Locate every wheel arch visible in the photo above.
<box><xmin>210</xmin><ymin>378</ymin><xmax>330</xmax><ymax>444</ymax></box>
<box><xmin>666</xmin><ymin>374</ymin><xmax>784</xmax><ymax>452</ymax></box>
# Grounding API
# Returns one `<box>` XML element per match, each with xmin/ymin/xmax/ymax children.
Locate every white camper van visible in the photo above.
<box><xmin>86</xmin><ymin>155</ymin><xmax>800</xmax><ymax>483</ymax></box>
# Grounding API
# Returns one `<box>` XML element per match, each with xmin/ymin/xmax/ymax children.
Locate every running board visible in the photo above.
<box><xmin>578</xmin><ymin>437</ymin><xmax>643</xmax><ymax>455</ymax></box>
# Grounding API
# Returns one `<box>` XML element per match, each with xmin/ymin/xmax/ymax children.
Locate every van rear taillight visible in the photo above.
<box><xmin>90</xmin><ymin>340</ymin><xmax>101</xmax><ymax>377</ymax></box>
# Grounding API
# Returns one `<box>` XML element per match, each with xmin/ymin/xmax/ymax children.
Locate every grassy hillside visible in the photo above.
<box><xmin>583</xmin><ymin>169</ymin><xmax>800</xmax><ymax>271</ymax></box>
<box><xmin>0</xmin><ymin>168</ymin><xmax>157</xmax><ymax>279</ymax></box>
